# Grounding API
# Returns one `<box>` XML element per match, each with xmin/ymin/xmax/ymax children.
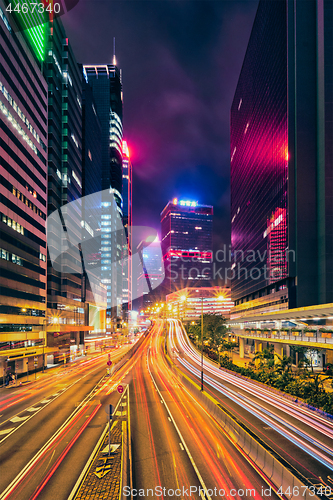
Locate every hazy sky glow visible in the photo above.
<box><xmin>62</xmin><ymin>0</ymin><xmax>258</xmax><ymax>252</ymax></box>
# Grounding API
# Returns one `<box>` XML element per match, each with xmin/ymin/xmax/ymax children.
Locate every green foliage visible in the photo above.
<box><xmin>189</xmin><ymin>335</ymin><xmax>333</xmax><ymax>414</ymax></box>
<box><xmin>185</xmin><ymin>313</ymin><xmax>227</xmax><ymax>349</ymax></box>
<box><xmin>185</xmin><ymin>316</ymin><xmax>333</xmax><ymax>414</ymax></box>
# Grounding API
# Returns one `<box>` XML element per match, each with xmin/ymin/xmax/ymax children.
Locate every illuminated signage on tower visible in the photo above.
<box><xmin>172</xmin><ymin>198</ymin><xmax>197</xmax><ymax>207</ymax></box>
<box><xmin>5</xmin><ymin>0</ymin><xmax>51</xmax><ymax>61</ymax></box>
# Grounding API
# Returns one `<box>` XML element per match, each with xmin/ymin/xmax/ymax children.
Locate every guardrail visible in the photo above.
<box><xmin>233</xmin><ymin>328</ymin><xmax>333</xmax><ymax>346</ymax></box>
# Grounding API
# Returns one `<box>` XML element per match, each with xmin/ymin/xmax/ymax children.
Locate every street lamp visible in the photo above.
<box><xmin>42</xmin><ymin>318</ymin><xmax>48</xmax><ymax>373</ymax></box>
<box><xmin>180</xmin><ymin>295</ymin><xmax>187</xmax><ymax>321</ymax></box>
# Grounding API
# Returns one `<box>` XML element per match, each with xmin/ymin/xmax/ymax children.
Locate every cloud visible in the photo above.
<box><xmin>62</xmin><ymin>0</ymin><xmax>259</xmax><ymax>253</ymax></box>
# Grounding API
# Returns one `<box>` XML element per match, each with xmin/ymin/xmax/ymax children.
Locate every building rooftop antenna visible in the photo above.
<box><xmin>113</xmin><ymin>37</ymin><xmax>116</xmax><ymax>66</ymax></box>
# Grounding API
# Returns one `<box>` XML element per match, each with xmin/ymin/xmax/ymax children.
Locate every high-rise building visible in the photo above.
<box><xmin>45</xmin><ymin>15</ymin><xmax>86</xmax><ymax>352</ymax></box>
<box><xmin>122</xmin><ymin>140</ymin><xmax>132</xmax><ymax>313</ymax></box>
<box><xmin>230</xmin><ymin>0</ymin><xmax>333</xmax><ymax>317</ymax></box>
<box><xmin>0</xmin><ymin>0</ymin><xmax>48</xmax><ymax>372</ymax></box>
<box><xmin>161</xmin><ymin>198</ymin><xmax>213</xmax><ymax>294</ymax></box>
<box><xmin>83</xmin><ymin>61</ymin><xmax>124</xmax><ymax>329</ymax></box>
<box><xmin>81</xmin><ymin>75</ymin><xmax>106</xmax><ymax>337</ymax></box>
<box><xmin>136</xmin><ymin>236</ymin><xmax>164</xmax><ymax>310</ymax></box>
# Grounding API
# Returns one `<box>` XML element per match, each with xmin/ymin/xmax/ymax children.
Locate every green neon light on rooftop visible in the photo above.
<box><xmin>11</xmin><ymin>0</ymin><xmax>48</xmax><ymax>61</ymax></box>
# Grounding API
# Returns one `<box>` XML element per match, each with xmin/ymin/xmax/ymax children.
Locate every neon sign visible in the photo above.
<box><xmin>179</xmin><ymin>200</ymin><xmax>197</xmax><ymax>207</ymax></box>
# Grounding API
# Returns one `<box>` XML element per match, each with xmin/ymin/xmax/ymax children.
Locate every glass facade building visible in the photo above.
<box><xmin>136</xmin><ymin>237</ymin><xmax>164</xmax><ymax>310</ymax></box>
<box><xmin>231</xmin><ymin>0</ymin><xmax>333</xmax><ymax>317</ymax></box>
<box><xmin>83</xmin><ymin>64</ymin><xmax>124</xmax><ymax>328</ymax></box>
<box><xmin>231</xmin><ymin>0</ymin><xmax>288</xmax><ymax>307</ymax></box>
<box><xmin>81</xmin><ymin>76</ymin><xmax>107</xmax><ymax>333</ymax></box>
<box><xmin>161</xmin><ymin>199</ymin><xmax>213</xmax><ymax>294</ymax></box>
<box><xmin>45</xmin><ymin>16</ymin><xmax>86</xmax><ymax>346</ymax></box>
<box><xmin>0</xmin><ymin>0</ymin><xmax>48</xmax><ymax>362</ymax></box>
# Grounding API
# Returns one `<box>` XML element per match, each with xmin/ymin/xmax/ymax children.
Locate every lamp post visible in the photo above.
<box><xmin>42</xmin><ymin>318</ymin><xmax>48</xmax><ymax>373</ymax></box>
<box><xmin>180</xmin><ymin>295</ymin><xmax>187</xmax><ymax>322</ymax></box>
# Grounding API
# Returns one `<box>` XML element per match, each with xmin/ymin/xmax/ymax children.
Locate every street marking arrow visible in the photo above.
<box><xmin>101</xmin><ymin>444</ymin><xmax>120</xmax><ymax>454</ymax></box>
<box><xmin>10</xmin><ymin>416</ymin><xmax>29</xmax><ymax>423</ymax></box>
<box><xmin>0</xmin><ymin>428</ymin><xmax>15</xmax><ymax>435</ymax></box>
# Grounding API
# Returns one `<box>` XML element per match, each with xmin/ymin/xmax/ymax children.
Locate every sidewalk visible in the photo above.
<box><xmin>0</xmin><ymin>345</ymin><xmax>130</xmax><ymax>391</ymax></box>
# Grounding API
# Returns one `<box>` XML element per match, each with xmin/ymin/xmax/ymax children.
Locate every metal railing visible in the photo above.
<box><xmin>233</xmin><ymin>328</ymin><xmax>333</xmax><ymax>346</ymax></box>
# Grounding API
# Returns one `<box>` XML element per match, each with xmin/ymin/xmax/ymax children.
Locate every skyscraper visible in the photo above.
<box><xmin>230</xmin><ymin>0</ymin><xmax>333</xmax><ymax>316</ymax></box>
<box><xmin>45</xmin><ymin>15</ymin><xmax>86</xmax><ymax>352</ymax></box>
<box><xmin>122</xmin><ymin>140</ymin><xmax>132</xmax><ymax>312</ymax></box>
<box><xmin>81</xmin><ymin>75</ymin><xmax>106</xmax><ymax>336</ymax></box>
<box><xmin>136</xmin><ymin>236</ymin><xmax>164</xmax><ymax>310</ymax></box>
<box><xmin>161</xmin><ymin>199</ymin><xmax>213</xmax><ymax>294</ymax></box>
<box><xmin>0</xmin><ymin>0</ymin><xmax>48</xmax><ymax>371</ymax></box>
<box><xmin>83</xmin><ymin>61</ymin><xmax>123</xmax><ymax>329</ymax></box>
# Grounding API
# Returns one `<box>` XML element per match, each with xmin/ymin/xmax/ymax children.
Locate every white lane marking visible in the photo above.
<box><xmin>0</xmin><ymin>374</ymin><xmax>107</xmax><ymax>500</ymax></box>
<box><xmin>27</xmin><ymin>407</ymin><xmax>42</xmax><ymax>412</ymax></box>
<box><xmin>40</xmin><ymin>399</ymin><xmax>51</xmax><ymax>404</ymax></box>
<box><xmin>179</xmin><ymin>442</ymin><xmax>184</xmax><ymax>451</ymax></box>
<box><xmin>0</xmin><ymin>428</ymin><xmax>14</xmax><ymax>435</ymax></box>
<box><xmin>168</xmin><ymin>417</ymin><xmax>171</xmax><ymax>422</ymax></box>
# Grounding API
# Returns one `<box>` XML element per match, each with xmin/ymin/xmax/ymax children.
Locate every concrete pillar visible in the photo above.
<box><xmin>239</xmin><ymin>337</ymin><xmax>245</xmax><ymax>359</ymax></box>
<box><xmin>274</xmin><ymin>344</ymin><xmax>284</xmax><ymax>364</ymax></box>
<box><xmin>285</xmin><ymin>344</ymin><xmax>290</xmax><ymax>357</ymax></box>
<box><xmin>254</xmin><ymin>340</ymin><xmax>262</xmax><ymax>353</ymax></box>
<box><xmin>254</xmin><ymin>340</ymin><xmax>262</xmax><ymax>366</ymax></box>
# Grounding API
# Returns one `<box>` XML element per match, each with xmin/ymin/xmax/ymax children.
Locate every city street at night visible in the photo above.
<box><xmin>1</xmin><ymin>0</ymin><xmax>333</xmax><ymax>498</ymax></box>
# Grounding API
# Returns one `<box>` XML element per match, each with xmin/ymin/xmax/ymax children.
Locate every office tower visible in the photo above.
<box><xmin>45</xmin><ymin>15</ymin><xmax>86</xmax><ymax>351</ymax></box>
<box><xmin>161</xmin><ymin>199</ymin><xmax>213</xmax><ymax>294</ymax></box>
<box><xmin>230</xmin><ymin>0</ymin><xmax>333</xmax><ymax>317</ymax></box>
<box><xmin>83</xmin><ymin>62</ymin><xmax>124</xmax><ymax>329</ymax></box>
<box><xmin>81</xmin><ymin>77</ymin><xmax>106</xmax><ymax>336</ymax></box>
<box><xmin>0</xmin><ymin>0</ymin><xmax>48</xmax><ymax>371</ymax></box>
<box><xmin>136</xmin><ymin>236</ymin><xmax>164</xmax><ymax>310</ymax></box>
<box><xmin>122</xmin><ymin>140</ymin><xmax>132</xmax><ymax>313</ymax></box>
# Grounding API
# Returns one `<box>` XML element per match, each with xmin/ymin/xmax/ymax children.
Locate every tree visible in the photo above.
<box><xmin>274</xmin><ymin>354</ymin><xmax>292</xmax><ymax>374</ymax></box>
<box><xmin>186</xmin><ymin>313</ymin><xmax>227</xmax><ymax>349</ymax></box>
<box><xmin>253</xmin><ymin>344</ymin><xmax>275</xmax><ymax>367</ymax></box>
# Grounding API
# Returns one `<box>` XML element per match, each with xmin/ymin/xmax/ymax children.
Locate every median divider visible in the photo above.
<box><xmin>165</xmin><ymin>351</ymin><xmax>322</xmax><ymax>500</ymax></box>
<box><xmin>68</xmin><ymin>385</ymin><xmax>132</xmax><ymax>500</ymax></box>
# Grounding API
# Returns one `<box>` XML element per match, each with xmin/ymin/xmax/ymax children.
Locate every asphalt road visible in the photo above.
<box><xmin>168</xmin><ymin>319</ymin><xmax>333</xmax><ymax>491</ymax></box>
<box><xmin>131</xmin><ymin>320</ymin><xmax>280</xmax><ymax>500</ymax></box>
<box><xmin>0</xmin><ymin>341</ymin><xmax>141</xmax><ymax>500</ymax></box>
<box><xmin>1</xmin><ymin>320</ymin><xmax>329</xmax><ymax>500</ymax></box>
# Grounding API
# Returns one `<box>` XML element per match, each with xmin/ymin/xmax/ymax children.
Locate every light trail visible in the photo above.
<box><xmin>170</xmin><ymin>319</ymin><xmax>333</xmax><ymax>473</ymax></box>
<box><xmin>148</xmin><ymin>321</ymin><xmax>276</xmax><ymax>500</ymax></box>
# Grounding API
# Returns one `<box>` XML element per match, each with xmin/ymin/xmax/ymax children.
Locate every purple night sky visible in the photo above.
<box><xmin>62</xmin><ymin>0</ymin><xmax>258</xmax><ymax>253</ymax></box>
